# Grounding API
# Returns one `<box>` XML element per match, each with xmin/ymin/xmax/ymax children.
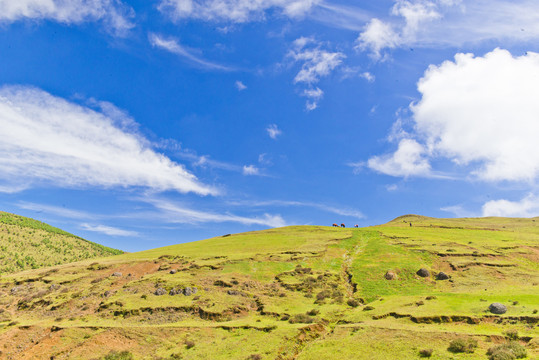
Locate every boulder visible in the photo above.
<box><xmin>436</xmin><ymin>272</ymin><xmax>449</xmax><ymax>280</ymax></box>
<box><xmin>111</xmin><ymin>272</ymin><xmax>122</xmax><ymax>277</ymax></box>
<box><xmin>416</xmin><ymin>268</ymin><xmax>430</xmax><ymax>277</ymax></box>
<box><xmin>154</xmin><ymin>287</ymin><xmax>166</xmax><ymax>296</ymax></box>
<box><xmin>169</xmin><ymin>269</ymin><xmax>177</xmax><ymax>274</ymax></box>
<box><xmin>384</xmin><ymin>271</ymin><xmax>397</xmax><ymax>280</ymax></box>
<box><xmin>489</xmin><ymin>303</ymin><xmax>507</xmax><ymax>314</ymax></box>
<box><xmin>169</xmin><ymin>288</ymin><xmax>179</xmax><ymax>296</ymax></box>
<box><xmin>184</xmin><ymin>287</ymin><xmax>197</xmax><ymax>296</ymax></box>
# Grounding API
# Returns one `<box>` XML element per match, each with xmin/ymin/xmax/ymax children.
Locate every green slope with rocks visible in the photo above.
<box><xmin>0</xmin><ymin>217</ymin><xmax>537</xmax><ymax>359</ymax></box>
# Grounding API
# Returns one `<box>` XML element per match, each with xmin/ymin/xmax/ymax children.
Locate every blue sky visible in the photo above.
<box><xmin>1</xmin><ymin>0</ymin><xmax>539</xmax><ymax>252</ymax></box>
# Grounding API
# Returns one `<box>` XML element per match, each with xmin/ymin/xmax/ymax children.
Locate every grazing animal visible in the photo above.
<box><xmin>354</xmin><ymin>224</ymin><xmax>358</xmax><ymax>228</ymax></box>
<box><xmin>341</xmin><ymin>223</ymin><xmax>345</xmax><ymax>228</ymax></box>
<box><xmin>332</xmin><ymin>223</ymin><xmax>339</xmax><ymax>227</ymax></box>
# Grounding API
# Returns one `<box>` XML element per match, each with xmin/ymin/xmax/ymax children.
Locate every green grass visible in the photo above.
<box><xmin>0</xmin><ymin>216</ymin><xmax>537</xmax><ymax>359</ymax></box>
<box><xmin>0</xmin><ymin>211</ymin><xmax>122</xmax><ymax>274</ymax></box>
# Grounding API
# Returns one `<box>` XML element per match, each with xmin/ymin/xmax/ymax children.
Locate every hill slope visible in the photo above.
<box><xmin>0</xmin><ymin>218</ymin><xmax>537</xmax><ymax>359</ymax></box>
<box><xmin>0</xmin><ymin>211</ymin><xmax>123</xmax><ymax>274</ymax></box>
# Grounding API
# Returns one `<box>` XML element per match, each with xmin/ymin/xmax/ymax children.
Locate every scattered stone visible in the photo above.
<box><xmin>416</xmin><ymin>301</ymin><xmax>425</xmax><ymax>306</ymax></box>
<box><xmin>227</xmin><ymin>290</ymin><xmax>240</xmax><ymax>296</ymax></box>
<box><xmin>111</xmin><ymin>272</ymin><xmax>122</xmax><ymax>277</ymax></box>
<box><xmin>104</xmin><ymin>291</ymin><xmax>112</xmax><ymax>297</ymax></box>
<box><xmin>49</xmin><ymin>284</ymin><xmax>60</xmax><ymax>291</ymax></box>
<box><xmin>436</xmin><ymin>272</ymin><xmax>449</xmax><ymax>280</ymax></box>
<box><xmin>169</xmin><ymin>289</ymin><xmax>179</xmax><ymax>296</ymax></box>
<box><xmin>183</xmin><ymin>287</ymin><xmax>197</xmax><ymax>296</ymax></box>
<box><xmin>363</xmin><ymin>306</ymin><xmax>375</xmax><ymax>311</ymax></box>
<box><xmin>154</xmin><ymin>287</ymin><xmax>166</xmax><ymax>296</ymax></box>
<box><xmin>425</xmin><ymin>296</ymin><xmax>437</xmax><ymax>300</ymax></box>
<box><xmin>489</xmin><ymin>303</ymin><xmax>507</xmax><ymax>314</ymax></box>
<box><xmin>384</xmin><ymin>271</ymin><xmax>397</xmax><ymax>280</ymax></box>
<box><xmin>10</xmin><ymin>286</ymin><xmax>20</xmax><ymax>294</ymax></box>
<box><xmin>169</xmin><ymin>269</ymin><xmax>177</xmax><ymax>274</ymax></box>
<box><xmin>416</xmin><ymin>268</ymin><xmax>430</xmax><ymax>277</ymax></box>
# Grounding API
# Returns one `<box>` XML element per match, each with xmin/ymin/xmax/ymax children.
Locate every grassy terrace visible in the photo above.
<box><xmin>0</xmin><ymin>216</ymin><xmax>537</xmax><ymax>359</ymax></box>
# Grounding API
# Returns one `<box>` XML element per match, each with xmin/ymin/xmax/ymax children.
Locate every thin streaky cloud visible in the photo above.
<box><xmin>228</xmin><ymin>199</ymin><xmax>364</xmax><ymax>220</ymax></box>
<box><xmin>141</xmin><ymin>197</ymin><xmax>287</xmax><ymax>227</ymax></box>
<box><xmin>149</xmin><ymin>33</ymin><xmax>233</xmax><ymax>71</ymax></box>
<box><xmin>81</xmin><ymin>223</ymin><xmax>139</xmax><ymax>237</ymax></box>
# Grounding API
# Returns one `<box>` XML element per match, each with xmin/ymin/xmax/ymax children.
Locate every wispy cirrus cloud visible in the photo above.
<box><xmin>158</xmin><ymin>0</ymin><xmax>321</xmax><ymax>23</ymax></box>
<box><xmin>142</xmin><ymin>197</ymin><xmax>287</xmax><ymax>227</ymax></box>
<box><xmin>356</xmin><ymin>0</ymin><xmax>539</xmax><ymax>59</ymax></box>
<box><xmin>229</xmin><ymin>199</ymin><xmax>364</xmax><ymax>220</ymax></box>
<box><xmin>0</xmin><ymin>85</ymin><xmax>216</xmax><ymax>195</ymax></box>
<box><xmin>0</xmin><ymin>0</ymin><xmax>134</xmax><ymax>35</ymax></box>
<box><xmin>81</xmin><ymin>223</ymin><xmax>139</xmax><ymax>237</ymax></box>
<box><xmin>149</xmin><ymin>33</ymin><xmax>233</xmax><ymax>71</ymax></box>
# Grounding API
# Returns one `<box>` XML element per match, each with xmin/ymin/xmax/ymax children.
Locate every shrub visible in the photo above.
<box><xmin>185</xmin><ymin>340</ymin><xmax>195</xmax><ymax>349</ymax></box>
<box><xmin>315</xmin><ymin>290</ymin><xmax>331</xmax><ymax>301</ymax></box>
<box><xmin>419</xmin><ymin>349</ymin><xmax>433</xmax><ymax>358</ymax></box>
<box><xmin>347</xmin><ymin>299</ymin><xmax>360</xmax><ymax>308</ymax></box>
<box><xmin>504</xmin><ymin>330</ymin><xmax>519</xmax><ymax>340</ymax></box>
<box><xmin>487</xmin><ymin>342</ymin><xmax>527</xmax><ymax>360</ymax></box>
<box><xmin>448</xmin><ymin>338</ymin><xmax>478</xmax><ymax>353</ymax></box>
<box><xmin>102</xmin><ymin>351</ymin><xmax>134</xmax><ymax>360</ymax></box>
<box><xmin>489</xmin><ymin>349</ymin><xmax>516</xmax><ymax>360</ymax></box>
<box><xmin>306</xmin><ymin>309</ymin><xmax>319</xmax><ymax>316</ymax></box>
<box><xmin>288</xmin><ymin>314</ymin><xmax>315</xmax><ymax>324</ymax></box>
<box><xmin>247</xmin><ymin>355</ymin><xmax>262</xmax><ymax>360</ymax></box>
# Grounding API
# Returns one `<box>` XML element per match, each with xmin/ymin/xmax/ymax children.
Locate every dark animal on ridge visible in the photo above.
<box><xmin>332</xmin><ymin>223</ymin><xmax>339</xmax><ymax>227</ymax></box>
<box><xmin>341</xmin><ymin>223</ymin><xmax>345</xmax><ymax>228</ymax></box>
<box><xmin>354</xmin><ymin>224</ymin><xmax>358</xmax><ymax>228</ymax></box>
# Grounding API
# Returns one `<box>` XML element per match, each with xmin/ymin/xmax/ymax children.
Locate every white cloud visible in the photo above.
<box><xmin>266</xmin><ymin>124</ymin><xmax>282</xmax><ymax>139</ymax></box>
<box><xmin>0</xmin><ymin>85</ymin><xmax>216</xmax><ymax>195</ymax></box>
<box><xmin>235</xmin><ymin>80</ymin><xmax>247</xmax><ymax>90</ymax></box>
<box><xmin>149</xmin><ymin>33</ymin><xmax>232</xmax><ymax>71</ymax></box>
<box><xmin>413</xmin><ymin>49</ymin><xmax>539</xmax><ymax>182</ymax></box>
<box><xmin>242</xmin><ymin>165</ymin><xmax>260</xmax><ymax>176</ymax></box>
<box><xmin>0</xmin><ymin>0</ymin><xmax>134</xmax><ymax>35</ymax></box>
<box><xmin>440</xmin><ymin>204</ymin><xmax>477</xmax><ymax>217</ymax></box>
<box><xmin>356</xmin><ymin>0</ymin><xmax>539</xmax><ymax>58</ymax></box>
<box><xmin>81</xmin><ymin>223</ymin><xmax>139</xmax><ymax>237</ymax></box>
<box><xmin>289</xmin><ymin>37</ymin><xmax>345</xmax><ymax>110</ymax></box>
<box><xmin>360</xmin><ymin>72</ymin><xmax>375</xmax><ymax>82</ymax></box>
<box><xmin>369</xmin><ymin>49</ymin><xmax>539</xmax><ymax>182</ymax></box>
<box><xmin>482</xmin><ymin>193</ymin><xmax>539</xmax><ymax>217</ymax></box>
<box><xmin>367</xmin><ymin>138</ymin><xmax>431</xmax><ymax>177</ymax></box>
<box><xmin>303</xmin><ymin>87</ymin><xmax>323</xmax><ymax>99</ymax></box>
<box><xmin>386</xmin><ymin>184</ymin><xmax>398</xmax><ymax>191</ymax></box>
<box><xmin>356</xmin><ymin>18</ymin><xmax>400</xmax><ymax>60</ymax></box>
<box><xmin>158</xmin><ymin>0</ymin><xmax>321</xmax><ymax>23</ymax></box>
<box><xmin>391</xmin><ymin>0</ymin><xmax>441</xmax><ymax>38</ymax></box>
<box><xmin>144</xmin><ymin>197</ymin><xmax>287</xmax><ymax>227</ymax></box>
<box><xmin>290</xmin><ymin>37</ymin><xmax>345</xmax><ymax>84</ymax></box>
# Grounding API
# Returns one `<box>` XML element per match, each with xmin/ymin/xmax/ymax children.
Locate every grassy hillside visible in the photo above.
<box><xmin>0</xmin><ymin>211</ymin><xmax>123</xmax><ymax>274</ymax></box>
<box><xmin>0</xmin><ymin>217</ymin><xmax>537</xmax><ymax>359</ymax></box>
